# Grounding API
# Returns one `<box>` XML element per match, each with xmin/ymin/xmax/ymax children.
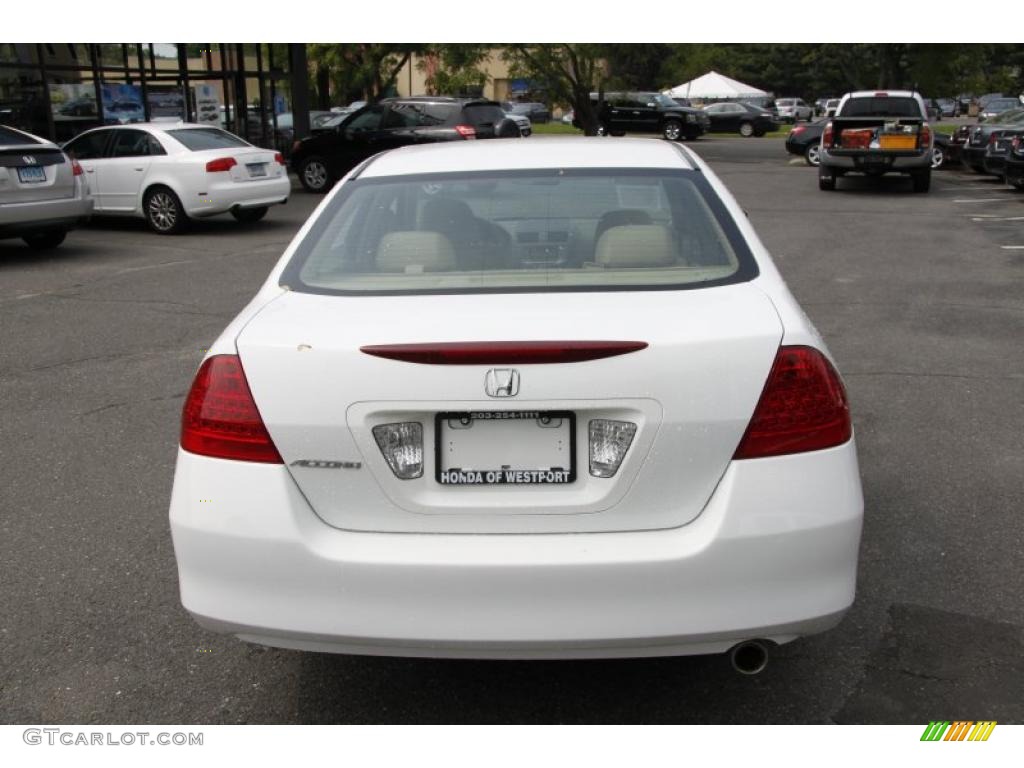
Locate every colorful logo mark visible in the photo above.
<box><xmin>920</xmin><ymin>721</ymin><xmax>997</xmax><ymax>742</ymax></box>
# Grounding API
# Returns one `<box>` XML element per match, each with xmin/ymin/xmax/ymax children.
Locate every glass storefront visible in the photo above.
<box><xmin>0</xmin><ymin>43</ymin><xmax>296</xmax><ymax>151</ymax></box>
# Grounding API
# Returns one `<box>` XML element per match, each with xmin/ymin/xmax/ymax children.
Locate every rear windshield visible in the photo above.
<box><xmin>281</xmin><ymin>169</ymin><xmax>757</xmax><ymax>295</ymax></box>
<box><xmin>462</xmin><ymin>105</ymin><xmax>505</xmax><ymax>126</ymax></box>
<box><xmin>839</xmin><ymin>97</ymin><xmax>922</xmax><ymax>118</ymax></box>
<box><xmin>0</xmin><ymin>126</ymin><xmax>40</xmax><ymax>146</ymax></box>
<box><xmin>166</xmin><ymin>128</ymin><xmax>249</xmax><ymax>150</ymax></box>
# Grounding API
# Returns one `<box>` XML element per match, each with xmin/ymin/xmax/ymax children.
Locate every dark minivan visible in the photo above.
<box><xmin>291</xmin><ymin>97</ymin><xmax>514</xmax><ymax>193</ymax></box>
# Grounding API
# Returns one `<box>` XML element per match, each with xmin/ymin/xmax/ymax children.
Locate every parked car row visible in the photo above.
<box><xmin>947</xmin><ymin>106</ymin><xmax>1024</xmax><ymax>188</ymax></box>
<box><xmin>1</xmin><ymin>121</ymin><xmax>291</xmax><ymax>248</ymax></box>
<box><xmin>577</xmin><ymin>92</ymin><xmax>777</xmax><ymax>139</ymax></box>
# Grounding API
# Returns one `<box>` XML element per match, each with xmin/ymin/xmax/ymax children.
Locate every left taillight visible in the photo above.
<box><xmin>454</xmin><ymin>124</ymin><xmax>477</xmax><ymax>139</ymax></box>
<box><xmin>919</xmin><ymin>123</ymin><xmax>931</xmax><ymax>149</ymax></box>
<box><xmin>180</xmin><ymin>354</ymin><xmax>282</xmax><ymax>464</ymax></box>
<box><xmin>274</xmin><ymin>152</ymin><xmax>285</xmax><ymax>165</ymax></box>
<box><xmin>70</xmin><ymin>157</ymin><xmax>84</xmax><ymax>176</ymax></box>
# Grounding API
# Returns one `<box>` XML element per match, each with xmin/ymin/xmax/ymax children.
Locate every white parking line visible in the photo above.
<box><xmin>953</xmin><ymin>198</ymin><xmax>1009</xmax><ymax>203</ymax></box>
<box><xmin>1000</xmin><ymin>245</ymin><xmax>1024</xmax><ymax>250</ymax></box>
<box><xmin>972</xmin><ymin>216</ymin><xmax>1024</xmax><ymax>222</ymax></box>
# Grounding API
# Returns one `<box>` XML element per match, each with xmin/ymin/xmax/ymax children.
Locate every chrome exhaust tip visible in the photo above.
<box><xmin>729</xmin><ymin>640</ymin><xmax>770</xmax><ymax>675</ymax></box>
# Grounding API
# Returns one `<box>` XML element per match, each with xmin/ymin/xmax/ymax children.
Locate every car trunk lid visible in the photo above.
<box><xmin>236</xmin><ymin>284</ymin><xmax>783</xmax><ymax>534</ymax></box>
<box><xmin>0</xmin><ymin>146</ymin><xmax>75</xmax><ymax>204</ymax></box>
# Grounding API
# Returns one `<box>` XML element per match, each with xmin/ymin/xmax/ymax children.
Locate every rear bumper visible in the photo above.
<box><xmin>169</xmin><ymin>440</ymin><xmax>864</xmax><ymax>659</ymax></box>
<box><xmin>0</xmin><ymin>195</ymin><xmax>93</xmax><ymax>236</ymax></box>
<box><xmin>820</xmin><ymin>149</ymin><xmax>931</xmax><ymax>172</ymax></box>
<box><xmin>184</xmin><ymin>174</ymin><xmax>290</xmax><ymax>217</ymax></box>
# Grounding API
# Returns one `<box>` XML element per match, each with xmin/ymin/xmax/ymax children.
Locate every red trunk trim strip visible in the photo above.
<box><xmin>360</xmin><ymin>341</ymin><xmax>648</xmax><ymax>365</ymax></box>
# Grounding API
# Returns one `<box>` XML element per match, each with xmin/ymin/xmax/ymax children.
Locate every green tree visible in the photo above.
<box><xmin>417</xmin><ymin>44</ymin><xmax>492</xmax><ymax>97</ymax></box>
<box><xmin>504</xmin><ymin>45</ymin><xmax>609</xmax><ymax>135</ymax></box>
<box><xmin>307</xmin><ymin>44</ymin><xmax>423</xmax><ymax>104</ymax></box>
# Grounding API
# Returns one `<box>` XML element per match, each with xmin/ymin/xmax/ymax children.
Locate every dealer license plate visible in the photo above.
<box><xmin>17</xmin><ymin>166</ymin><xmax>46</xmax><ymax>183</ymax></box>
<box><xmin>435</xmin><ymin>410</ymin><xmax>575</xmax><ymax>485</ymax></box>
<box><xmin>246</xmin><ymin>163</ymin><xmax>267</xmax><ymax>177</ymax></box>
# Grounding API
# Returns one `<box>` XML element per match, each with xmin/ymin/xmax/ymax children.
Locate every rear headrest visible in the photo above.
<box><xmin>376</xmin><ymin>231</ymin><xmax>457</xmax><ymax>273</ymax></box>
<box><xmin>594</xmin><ymin>224</ymin><xmax>677</xmax><ymax>268</ymax></box>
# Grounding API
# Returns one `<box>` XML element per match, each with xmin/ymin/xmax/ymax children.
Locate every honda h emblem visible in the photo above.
<box><xmin>485</xmin><ymin>369</ymin><xmax>520</xmax><ymax>398</ymax></box>
<box><xmin>22</xmin><ymin>155</ymin><xmax>36</xmax><ymax>165</ymax></box>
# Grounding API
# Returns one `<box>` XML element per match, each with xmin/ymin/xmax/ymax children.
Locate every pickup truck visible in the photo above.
<box><xmin>818</xmin><ymin>91</ymin><xmax>933</xmax><ymax>192</ymax></box>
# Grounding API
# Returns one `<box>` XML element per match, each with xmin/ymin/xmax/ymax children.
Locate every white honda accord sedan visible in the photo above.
<box><xmin>63</xmin><ymin>123</ymin><xmax>290</xmax><ymax>234</ymax></box>
<box><xmin>169</xmin><ymin>138</ymin><xmax>863</xmax><ymax>669</ymax></box>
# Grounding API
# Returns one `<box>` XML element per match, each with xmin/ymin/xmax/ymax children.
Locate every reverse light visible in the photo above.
<box><xmin>373</xmin><ymin>422</ymin><xmax>423</xmax><ymax>479</ymax></box>
<box><xmin>454</xmin><ymin>124</ymin><xmax>477</xmax><ymax>139</ymax></box>
<box><xmin>180</xmin><ymin>355</ymin><xmax>282</xmax><ymax>463</ymax></box>
<box><xmin>205</xmin><ymin>157</ymin><xmax>237</xmax><ymax>173</ymax></box>
<box><xmin>733</xmin><ymin>346</ymin><xmax>851</xmax><ymax>460</ymax></box>
<box><xmin>589</xmin><ymin>419</ymin><xmax>637</xmax><ymax>478</ymax></box>
<box><xmin>71</xmin><ymin>158</ymin><xmax>84</xmax><ymax>176</ymax></box>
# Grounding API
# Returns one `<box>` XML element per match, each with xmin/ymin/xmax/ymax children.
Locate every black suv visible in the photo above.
<box><xmin>584</xmin><ymin>91</ymin><xmax>708</xmax><ymax>141</ymax></box>
<box><xmin>291</xmin><ymin>97</ymin><xmax>514</xmax><ymax>193</ymax></box>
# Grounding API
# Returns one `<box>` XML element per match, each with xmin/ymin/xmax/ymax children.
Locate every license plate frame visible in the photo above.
<box><xmin>17</xmin><ymin>166</ymin><xmax>46</xmax><ymax>183</ymax></box>
<box><xmin>435</xmin><ymin>410</ymin><xmax>576</xmax><ymax>486</ymax></box>
<box><xmin>246</xmin><ymin>162</ymin><xmax>267</xmax><ymax>178</ymax></box>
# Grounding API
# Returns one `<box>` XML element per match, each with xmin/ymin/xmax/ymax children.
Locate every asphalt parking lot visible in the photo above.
<box><xmin>1</xmin><ymin>136</ymin><xmax>1021</xmax><ymax>725</ymax></box>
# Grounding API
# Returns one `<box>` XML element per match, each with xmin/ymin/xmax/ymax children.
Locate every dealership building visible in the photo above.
<box><xmin>0</xmin><ymin>43</ymin><xmax>312</xmax><ymax>149</ymax></box>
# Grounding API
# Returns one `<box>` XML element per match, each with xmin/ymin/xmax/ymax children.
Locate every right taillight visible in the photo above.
<box><xmin>822</xmin><ymin>122</ymin><xmax>834</xmax><ymax>147</ymax></box>
<box><xmin>70</xmin><ymin>158</ymin><xmax>84</xmax><ymax>176</ymax></box>
<box><xmin>180</xmin><ymin>355</ymin><xmax>282</xmax><ymax>464</ymax></box>
<box><xmin>733</xmin><ymin>346</ymin><xmax>851</xmax><ymax>460</ymax></box>
<box><xmin>454</xmin><ymin>124</ymin><xmax>477</xmax><ymax>139</ymax></box>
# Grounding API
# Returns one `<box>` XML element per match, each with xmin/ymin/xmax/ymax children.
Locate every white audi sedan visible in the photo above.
<box><xmin>63</xmin><ymin>123</ymin><xmax>290</xmax><ymax>234</ymax></box>
<box><xmin>169</xmin><ymin>138</ymin><xmax>863</xmax><ymax>670</ymax></box>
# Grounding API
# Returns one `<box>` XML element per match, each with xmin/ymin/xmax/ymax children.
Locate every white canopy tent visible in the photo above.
<box><xmin>665</xmin><ymin>71</ymin><xmax>768</xmax><ymax>101</ymax></box>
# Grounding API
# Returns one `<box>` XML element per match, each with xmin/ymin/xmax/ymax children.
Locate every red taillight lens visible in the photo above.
<box><xmin>919</xmin><ymin>123</ymin><xmax>931</xmax><ymax>149</ymax></box>
<box><xmin>71</xmin><ymin>158</ymin><xmax>83</xmax><ymax>176</ymax></box>
<box><xmin>733</xmin><ymin>346</ymin><xmax>851</xmax><ymax>460</ymax></box>
<box><xmin>205</xmin><ymin>157</ymin><xmax>237</xmax><ymax>173</ymax></box>
<box><xmin>292</xmin><ymin>140</ymin><xmax>302</xmax><ymax>154</ymax></box>
<box><xmin>790</xmin><ymin>125</ymin><xmax>806</xmax><ymax>137</ymax></box>
<box><xmin>180</xmin><ymin>355</ymin><xmax>282</xmax><ymax>463</ymax></box>
<box><xmin>360</xmin><ymin>340</ymin><xmax>648</xmax><ymax>365</ymax></box>
<box><xmin>454</xmin><ymin>124</ymin><xmax>477</xmax><ymax>139</ymax></box>
<box><xmin>822</xmin><ymin>122</ymin><xmax>834</xmax><ymax>147</ymax></box>
<box><xmin>274</xmin><ymin>152</ymin><xmax>284</xmax><ymax>165</ymax></box>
